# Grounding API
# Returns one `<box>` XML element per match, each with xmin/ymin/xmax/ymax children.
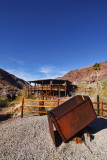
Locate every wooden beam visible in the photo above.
<box><xmin>65</xmin><ymin>81</ymin><xmax>67</xmax><ymax>97</ymax></box>
<box><xmin>21</xmin><ymin>98</ymin><xmax>24</xmax><ymax>118</ymax></box>
<box><xmin>23</xmin><ymin>110</ymin><xmax>47</xmax><ymax>114</ymax></box>
<box><xmin>31</xmin><ymin>83</ymin><xmax>32</xmax><ymax>96</ymax></box>
<box><xmin>39</xmin><ymin>92</ymin><xmax>45</xmax><ymax>115</ymax></box>
<box><xmin>59</xmin><ymin>85</ymin><xmax>60</xmax><ymax>98</ymax></box>
<box><xmin>34</xmin><ymin>83</ymin><xmax>36</xmax><ymax>94</ymax></box>
<box><xmin>24</xmin><ymin>105</ymin><xmax>56</xmax><ymax>108</ymax></box>
<box><xmin>46</xmin><ymin>85</ymin><xmax>48</xmax><ymax>100</ymax></box>
<box><xmin>24</xmin><ymin>99</ymin><xmax>58</xmax><ymax>102</ymax></box>
<box><xmin>100</xmin><ymin>100</ymin><xmax>103</xmax><ymax>117</ymax></box>
<box><xmin>57</xmin><ymin>98</ymin><xmax>59</xmax><ymax>106</ymax></box>
<box><xmin>50</xmin><ymin>80</ymin><xmax>52</xmax><ymax>100</ymax></box>
<box><xmin>97</xmin><ymin>95</ymin><xmax>100</xmax><ymax>116</ymax></box>
<box><xmin>37</xmin><ymin>85</ymin><xmax>39</xmax><ymax>97</ymax></box>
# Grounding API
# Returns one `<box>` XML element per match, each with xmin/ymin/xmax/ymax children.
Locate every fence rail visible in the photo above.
<box><xmin>21</xmin><ymin>98</ymin><xmax>107</xmax><ymax>118</ymax></box>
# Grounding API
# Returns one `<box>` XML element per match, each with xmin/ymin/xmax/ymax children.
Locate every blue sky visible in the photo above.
<box><xmin>0</xmin><ymin>0</ymin><xmax>107</xmax><ymax>81</ymax></box>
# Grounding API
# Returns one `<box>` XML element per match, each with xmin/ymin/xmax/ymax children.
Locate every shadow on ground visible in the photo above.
<box><xmin>54</xmin><ymin>130</ymin><xmax>63</xmax><ymax>147</ymax></box>
<box><xmin>0</xmin><ymin>114</ymin><xmax>12</xmax><ymax>122</ymax></box>
<box><xmin>89</xmin><ymin>117</ymin><xmax>107</xmax><ymax>134</ymax></box>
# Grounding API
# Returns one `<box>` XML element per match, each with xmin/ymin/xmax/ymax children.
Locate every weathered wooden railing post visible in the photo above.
<box><xmin>97</xmin><ymin>95</ymin><xmax>100</xmax><ymax>116</ymax></box>
<box><xmin>21</xmin><ymin>98</ymin><xmax>24</xmax><ymax>118</ymax></box>
<box><xmin>100</xmin><ymin>100</ymin><xmax>103</xmax><ymax>117</ymax></box>
<box><xmin>57</xmin><ymin>98</ymin><xmax>59</xmax><ymax>107</ymax></box>
<box><xmin>39</xmin><ymin>93</ymin><xmax>45</xmax><ymax>115</ymax></box>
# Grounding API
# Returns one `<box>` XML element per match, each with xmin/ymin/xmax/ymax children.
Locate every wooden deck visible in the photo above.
<box><xmin>29</xmin><ymin>85</ymin><xmax>66</xmax><ymax>91</ymax></box>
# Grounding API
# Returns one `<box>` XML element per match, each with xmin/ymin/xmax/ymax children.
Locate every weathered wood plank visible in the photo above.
<box><xmin>23</xmin><ymin>110</ymin><xmax>47</xmax><ymax>113</ymax></box>
<box><xmin>24</xmin><ymin>105</ymin><xmax>56</xmax><ymax>108</ymax></box>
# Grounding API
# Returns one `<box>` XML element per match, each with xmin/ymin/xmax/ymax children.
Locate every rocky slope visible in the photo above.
<box><xmin>60</xmin><ymin>61</ymin><xmax>107</xmax><ymax>85</ymax></box>
<box><xmin>0</xmin><ymin>68</ymin><xmax>27</xmax><ymax>97</ymax></box>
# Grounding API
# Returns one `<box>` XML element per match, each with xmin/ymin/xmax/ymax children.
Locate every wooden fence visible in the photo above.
<box><xmin>21</xmin><ymin>98</ymin><xmax>107</xmax><ymax>118</ymax></box>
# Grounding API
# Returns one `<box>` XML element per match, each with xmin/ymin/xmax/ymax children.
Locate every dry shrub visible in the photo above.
<box><xmin>0</xmin><ymin>97</ymin><xmax>9</xmax><ymax>108</ymax></box>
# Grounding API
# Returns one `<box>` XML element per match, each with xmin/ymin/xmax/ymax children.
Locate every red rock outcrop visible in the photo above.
<box><xmin>59</xmin><ymin>61</ymin><xmax>107</xmax><ymax>85</ymax></box>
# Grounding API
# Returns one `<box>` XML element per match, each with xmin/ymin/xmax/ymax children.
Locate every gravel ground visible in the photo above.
<box><xmin>0</xmin><ymin>115</ymin><xmax>107</xmax><ymax>160</ymax></box>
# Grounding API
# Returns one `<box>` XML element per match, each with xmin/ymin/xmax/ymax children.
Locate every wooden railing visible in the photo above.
<box><xmin>21</xmin><ymin>98</ymin><xmax>107</xmax><ymax>118</ymax></box>
<box><xmin>29</xmin><ymin>85</ymin><xmax>66</xmax><ymax>91</ymax></box>
<box><xmin>92</xmin><ymin>101</ymin><xmax>107</xmax><ymax>117</ymax></box>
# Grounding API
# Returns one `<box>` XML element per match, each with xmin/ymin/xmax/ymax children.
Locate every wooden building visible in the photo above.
<box><xmin>28</xmin><ymin>79</ymin><xmax>74</xmax><ymax>99</ymax></box>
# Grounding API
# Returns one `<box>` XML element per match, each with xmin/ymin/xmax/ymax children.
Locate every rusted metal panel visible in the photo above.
<box><xmin>47</xmin><ymin>95</ymin><xmax>97</xmax><ymax>146</ymax></box>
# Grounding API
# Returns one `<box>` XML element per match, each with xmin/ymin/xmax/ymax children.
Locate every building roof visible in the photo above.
<box><xmin>28</xmin><ymin>79</ymin><xmax>71</xmax><ymax>84</ymax></box>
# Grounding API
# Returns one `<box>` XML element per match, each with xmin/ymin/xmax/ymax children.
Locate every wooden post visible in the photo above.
<box><xmin>39</xmin><ymin>93</ymin><xmax>45</xmax><ymax>115</ymax></box>
<box><xmin>59</xmin><ymin>85</ymin><xmax>60</xmax><ymax>98</ymax></box>
<box><xmin>100</xmin><ymin>100</ymin><xmax>103</xmax><ymax>117</ymax></box>
<box><xmin>46</xmin><ymin>88</ymin><xmax>47</xmax><ymax>100</ymax></box>
<box><xmin>34</xmin><ymin>83</ymin><xmax>36</xmax><ymax>94</ymax></box>
<box><xmin>37</xmin><ymin>86</ymin><xmax>39</xmax><ymax>97</ymax></box>
<box><xmin>30</xmin><ymin>85</ymin><xmax>32</xmax><ymax>96</ymax></box>
<box><xmin>65</xmin><ymin>81</ymin><xmax>67</xmax><ymax>97</ymax></box>
<box><xmin>29</xmin><ymin>82</ymin><xmax>31</xmax><ymax>97</ymax></box>
<box><xmin>46</xmin><ymin>85</ymin><xmax>48</xmax><ymax>100</ymax></box>
<box><xmin>57</xmin><ymin>98</ymin><xmax>59</xmax><ymax>107</ymax></box>
<box><xmin>47</xmin><ymin>90</ymin><xmax>49</xmax><ymax>98</ymax></box>
<box><xmin>21</xmin><ymin>98</ymin><xmax>24</xmax><ymax>118</ymax></box>
<box><xmin>50</xmin><ymin>86</ymin><xmax>51</xmax><ymax>100</ymax></box>
<box><xmin>97</xmin><ymin>95</ymin><xmax>100</xmax><ymax>116</ymax></box>
<box><xmin>50</xmin><ymin>80</ymin><xmax>52</xmax><ymax>100</ymax></box>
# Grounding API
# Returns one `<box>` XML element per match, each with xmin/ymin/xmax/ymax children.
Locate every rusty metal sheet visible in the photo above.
<box><xmin>47</xmin><ymin>95</ymin><xmax>97</xmax><ymax>146</ymax></box>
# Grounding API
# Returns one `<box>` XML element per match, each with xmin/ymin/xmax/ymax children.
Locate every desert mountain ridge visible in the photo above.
<box><xmin>0</xmin><ymin>68</ymin><xmax>28</xmax><ymax>97</ymax></box>
<box><xmin>0</xmin><ymin>61</ymin><xmax>107</xmax><ymax>97</ymax></box>
<box><xmin>58</xmin><ymin>61</ymin><xmax>107</xmax><ymax>85</ymax></box>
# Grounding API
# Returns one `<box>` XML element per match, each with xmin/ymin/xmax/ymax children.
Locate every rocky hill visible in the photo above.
<box><xmin>60</xmin><ymin>61</ymin><xmax>107</xmax><ymax>85</ymax></box>
<box><xmin>0</xmin><ymin>68</ymin><xmax>28</xmax><ymax>97</ymax></box>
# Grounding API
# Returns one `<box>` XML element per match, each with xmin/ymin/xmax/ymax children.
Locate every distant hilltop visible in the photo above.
<box><xmin>58</xmin><ymin>61</ymin><xmax>107</xmax><ymax>85</ymax></box>
<box><xmin>0</xmin><ymin>68</ymin><xmax>27</xmax><ymax>97</ymax></box>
